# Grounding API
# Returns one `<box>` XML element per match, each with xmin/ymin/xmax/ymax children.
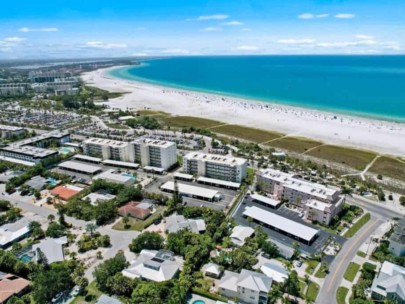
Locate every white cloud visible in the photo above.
<box><xmin>161</xmin><ymin>48</ymin><xmax>190</xmax><ymax>55</ymax></box>
<box><xmin>335</xmin><ymin>14</ymin><xmax>355</xmax><ymax>19</ymax></box>
<box><xmin>84</xmin><ymin>41</ymin><xmax>127</xmax><ymax>49</ymax></box>
<box><xmin>317</xmin><ymin>39</ymin><xmax>377</xmax><ymax>47</ymax></box>
<box><xmin>355</xmin><ymin>35</ymin><xmax>374</xmax><ymax>40</ymax></box>
<box><xmin>236</xmin><ymin>45</ymin><xmax>259</xmax><ymax>51</ymax></box>
<box><xmin>201</xmin><ymin>27</ymin><xmax>222</xmax><ymax>32</ymax></box>
<box><xmin>4</xmin><ymin>37</ymin><xmax>26</xmax><ymax>42</ymax></box>
<box><xmin>197</xmin><ymin>14</ymin><xmax>229</xmax><ymax>21</ymax></box>
<box><xmin>277</xmin><ymin>39</ymin><xmax>316</xmax><ymax>44</ymax></box>
<box><xmin>222</xmin><ymin>21</ymin><xmax>243</xmax><ymax>26</ymax></box>
<box><xmin>132</xmin><ymin>52</ymin><xmax>148</xmax><ymax>56</ymax></box>
<box><xmin>19</xmin><ymin>27</ymin><xmax>59</xmax><ymax>32</ymax></box>
<box><xmin>298</xmin><ymin>13</ymin><xmax>329</xmax><ymax>20</ymax></box>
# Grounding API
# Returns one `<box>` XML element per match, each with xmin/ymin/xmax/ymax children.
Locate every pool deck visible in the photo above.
<box><xmin>186</xmin><ymin>294</ymin><xmax>217</xmax><ymax>304</ymax></box>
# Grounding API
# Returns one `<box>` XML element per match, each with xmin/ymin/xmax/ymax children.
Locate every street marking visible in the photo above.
<box><xmin>326</xmin><ymin>218</ymin><xmax>380</xmax><ymax>292</ymax></box>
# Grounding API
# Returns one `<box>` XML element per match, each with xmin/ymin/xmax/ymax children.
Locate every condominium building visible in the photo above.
<box><xmin>182</xmin><ymin>152</ymin><xmax>247</xmax><ymax>183</ymax></box>
<box><xmin>0</xmin><ymin>125</ymin><xmax>25</xmax><ymax>139</ymax></box>
<box><xmin>0</xmin><ymin>130</ymin><xmax>70</xmax><ymax>165</ymax></box>
<box><xmin>304</xmin><ymin>199</ymin><xmax>344</xmax><ymax>225</ymax></box>
<box><xmin>256</xmin><ymin>168</ymin><xmax>341</xmax><ymax>206</ymax></box>
<box><xmin>29</xmin><ymin>70</ymin><xmax>69</xmax><ymax>83</ymax></box>
<box><xmin>132</xmin><ymin>138</ymin><xmax>177</xmax><ymax>170</ymax></box>
<box><xmin>0</xmin><ymin>83</ymin><xmax>29</xmax><ymax>97</ymax></box>
<box><xmin>82</xmin><ymin>138</ymin><xmax>132</xmax><ymax>162</ymax></box>
<box><xmin>389</xmin><ymin>219</ymin><xmax>405</xmax><ymax>257</ymax></box>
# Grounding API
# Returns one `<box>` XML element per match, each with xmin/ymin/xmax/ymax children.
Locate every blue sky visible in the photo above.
<box><xmin>0</xmin><ymin>0</ymin><xmax>404</xmax><ymax>59</ymax></box>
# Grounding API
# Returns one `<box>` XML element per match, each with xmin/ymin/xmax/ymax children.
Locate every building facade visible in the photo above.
<box><xmin>389</xmin><ymin>219</ymin><xmax>405</xmax><ymax>257</ymax></box>
<box><xmin>183</xmin><ymin>152</ymin><xmax>247</xmax><ymax>182</ymax></box>
<box><xmin>82</xmin><ymin>138</ymin><xmax>132</xmax><ymax>162</ymax></box>
<box><xmin>0</xmin><ymin>125</ymin><xmax>25</xmax><ymax>139</ymax></box>
<box><xmin>132</xmin><ymin>138</ymin><xmax>177</xmax><ymax>170</ymax></box>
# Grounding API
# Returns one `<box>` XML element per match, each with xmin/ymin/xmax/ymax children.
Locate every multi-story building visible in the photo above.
<box><xmin>371</xmin><ymin>261</ymin><xmax>405</xmax><ymax>304</ymax></box>
<box><xmin>389</xmin><ymin>219</ymin><xmax>405</xmax><ymax>257</ymax></box>
<box><xmin>0</xmin><ymin>130</ymin><xmax>70</xmax><ymax>165</ymax></box>
<box><xmin>0</xmin><ymin>125</ymin><xmax>25</xmax><ymax>139</ymax></box>
<box><xmin>0</xmin><ymin>83</ymin><xmax>29</xmax><ymax>97</ymax></box>
<box><xmin>132</xmin><ymin>138</ymin><xmax>177</xmax><ymax>170</ymax></box>
<box><xmin>303</xmin><ymin>199</ymin><xmax>344</xmax><ymax>225</ymax></box>
<box><xmin>29</xmin><ymin>70</ymin><xmax>69</xmax><ymax>83</ymax></box>
<box><xmin>219</xmin><ymin>269</ymin><xmax>272</xmax><ymax>304</ymax></box>
<box><xmin>183</xmin><ymin>152</ymin><xmax>247</xmax><ymax>183</ymax></box>
<box><xmin>82</xmin><ymin>138</ymin><xmax>132</xmax><ymax>162</ymax></box>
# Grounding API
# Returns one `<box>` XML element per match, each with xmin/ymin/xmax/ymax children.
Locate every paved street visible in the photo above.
<box><xmin>316</xmin><ymin>216</ymin><xmax>384</xmax><ymax>304</ymax></box>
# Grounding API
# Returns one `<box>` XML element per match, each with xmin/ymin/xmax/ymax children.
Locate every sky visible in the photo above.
<box><xmin>0</xmin><ymin>0</ymin><xmax>404</xmax><ymax>59</ymax></box>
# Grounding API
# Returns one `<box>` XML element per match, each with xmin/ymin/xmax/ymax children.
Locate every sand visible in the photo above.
<box><xmin>81</xmin><ymin>66</ymin><xmax>405</xmax><ymax>157</ymax></box>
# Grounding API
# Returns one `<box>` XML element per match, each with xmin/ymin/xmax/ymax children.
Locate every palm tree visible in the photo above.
<box><xmin>341</xmin><ymin>186</ymin><xmax>353</xmax><ymax>203</ymax></box>
<box><xmin>96</xmin><ymin>251</ymin><xmax>103</xmax><ymax>259</ymax></box>
<box><xmin>85</xmin><ymin>223</ymin><xmax>97</xmax><ymax>236</ymax></box>
<box><xmin>122</xmin><ymin>215</ymin><xmax>130</xmax><ymax>229</ymax></box>
<box><xmin>47</xmin><ymin>214</ymin><xmax>55</xmax><ymax>223</ymax></box>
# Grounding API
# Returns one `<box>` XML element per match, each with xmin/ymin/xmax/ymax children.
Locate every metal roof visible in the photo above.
<box><xmin>251</xmin><ymin>193</ymin><xmax>281</xmax><ymax>207</ymax></box>
<box><xmin>243</xmin><ymin>206</ymin><xmax>319</xmax><ymax>241</ymax></box>
<box><xmin>58</xmin><ymin>161</ymin><xmax>102</xmax><ymax>174</ymax></box>
<box><xmin>197</xmin><ymin>176</ymin><xmax>241</xmax><ymax>188</ymax></box>
<box><xmin>160</xmin><ymin>181</ymin><xmax>219</xmax><ymax>199</ymax></box>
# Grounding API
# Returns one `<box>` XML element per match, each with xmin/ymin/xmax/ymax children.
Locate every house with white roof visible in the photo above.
<box><xmin>165</xmin><ymin>214</ymin><xmax>206</xmax><ymax>234</ymax></box>
<box><xmin>371</xmin><ymin>261</ymin><xmax>405</xmax><ymax>304</ymax></box>
<box><xmin>218</xmin><ymin>269</ymin><xmax>272</xmax><ymax>304</ymax></box>
<box><xmin>32</xmin><ymin>237</ymin><xmax>68</xmax><ymax>264</ymax></box>
<box><xmin>260</xmin><ymin>260</ymin><xmax>289</xmax><ymax>283</ymax></box>
<box><xmin>230</xmin><ymin>226</ymin><xmax>255</xmax><ymax>247</ymax></box>
<box><xmin>389</xmin><ymin>219</ymin><xmax>405</xmax><ymax>257</ymax></box>
<box><xmin>202</xmin><ymin>262</ymin><xmax>223</xmax><ymax>279</ymax></box>
<box><xmin>122</xmin><ymin>249</ymin><xmax>183</xmax><ymax>282</ymax></box>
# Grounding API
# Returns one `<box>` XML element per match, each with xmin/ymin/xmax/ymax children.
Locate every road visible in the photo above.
<box><xmin>316</xmin><ymin>216</ymin><xmax>383</xmax><ymax>304</ymax></box>
<box><xmin>346</xmin><ymin>194</ymin><xmax>404</xmax><ymax>219</ymax></box>
<box><xmin>0</xmin><ymin>188</ymin><xmax>139</xmax><ymax>281</ymax></box>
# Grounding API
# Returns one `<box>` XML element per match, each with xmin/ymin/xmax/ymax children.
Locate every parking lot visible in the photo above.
<box><xmin>144</xmin><ymin>172</ymin><xmax>239</xmax><ymax>211</ymax></box>
<box><xmin>233</xmin><ymin>195</ymin><xmax>346</xmax><ymax>260</ymax></box>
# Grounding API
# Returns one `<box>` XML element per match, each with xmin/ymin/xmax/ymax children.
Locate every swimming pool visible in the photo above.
<box><xmin>46</xmin><ymin>177</ymin><xmax>58</xmax><ymax>186</ymax></box>
<box><xmin>19</xmin><ymin>253</ymin><xmax>34</xmax><ymax>263</ymax></box>
<box><xmin>192</xmin><ymin>301</ymin><xmax>206</xmax><ymax>304</ymax></box>
<box><xmin>121</xmin><ymin>173</ymin><xmax>136</xmax><ymax>180</ymax></box>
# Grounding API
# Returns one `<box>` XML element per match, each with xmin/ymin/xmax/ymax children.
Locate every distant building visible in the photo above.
<box><xmin>0</xmin><ymin>272</ymin><xmax>30</xmax><ymax>303</ymax></box>
<box><xmin>133</xmin><ymin>138</ymin><xmax>177</xmax><ymax>170</ymax></box>
<box><xmin>164</xmin><ymin>213</ymin><xmax>206</xmax><ymax>234</ymax></box>
<box><xmin>389</xmin><ymin>219</ymin><xmax>405</xmax><ymax>257</ymax></box>
<box><xmin>82</xmin><ymin>138</ymin><xmax>132</xmax><ymax>162</ymax></box>
<box><xmin>0</xmin><ymin>83</ymin><xmax>29</xmax><ymax>97</ymax></box>
<box><xmin>0</xmin><ymin>125</ymin><xmax>25</xmax><ymax>139</ymax></box>
<box><xmin>0</xmin><ymin>130</ymin><xmax>70</xmax><ymax>165</ymax></box>
<box><xmin>230</xmin><ymin>226</ymin><xmax>255</xmax><ymax>247</ymax></box>
<box><xmin>183</xmin><ymin>152</ymin><xmax>247</xmax><ymax>183</ymax></box>
<box><xmin>92</xmin><ymin>169</ymin><xmax>135</xmax><ymax>185</ymax></box>
<box><xmin>122</xmin><ymin>249</ymin><xmax>183</xmax><ymax>282</ymax></box>
<box><xmin>371</xmin><ymin>261</ymin><xmax>405</xmax><ymax>303</ymax></box>
<box><xmin>218</xmin><ymin>269</ymin><xmax>272</xmax><ymax>304</ymax></box>
<box><xmin>29</xmin><ymin>70</ymin><xmax>69</xmax><ymax>83</ymax></box>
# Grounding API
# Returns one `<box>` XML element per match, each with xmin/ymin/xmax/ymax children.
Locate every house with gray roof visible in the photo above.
<box><xmin>165</xmin><ymin>214</ymin><xmax>206</xmax><ymax>234</ymax></box>
<box><xmin>371</xmin><ymin>261</ymin><xmax>405</xmax><ymax>304</ymax></box>
<box><xmin>96</xmin><ymin>295</ymin><xmax>122</xmax><ymax>304</ymax></box>
<box><xmin>32</xmin><ymin>237</ymin><xmax>67</xmax><ymax>264</ymax></box>
<box><xmin>218</xmin><ymin>269</ymin><xmax>272</xmax><ymax>304</ymax></box>
<box><xmin>389</xmin><ymin>219</ymin><xmax>405</xmax><ymax>257</ymax></box>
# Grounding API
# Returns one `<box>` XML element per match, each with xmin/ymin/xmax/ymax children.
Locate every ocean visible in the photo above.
<box><xmin>108</xmin><ymin>56</ymin><xmax>405</xmax><ymax>122</ymax></box>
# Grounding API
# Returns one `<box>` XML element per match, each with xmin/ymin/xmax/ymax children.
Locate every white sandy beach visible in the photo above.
<box><xmin>82</xmin><ymin>67</ymin><xmax>405</xmax><ymax>156</ymax></box>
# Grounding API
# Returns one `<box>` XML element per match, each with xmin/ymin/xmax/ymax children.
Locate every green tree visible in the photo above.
<box><xmin>85</xmin><ymin>223</ymin><xmax>97</xmax><ymax>236</ymax></box>
<box><xmin>47</xmin><ymin>214</ymin><xmax>55</xmax><ymax>223</ymax></box>
<box><xmin>93</xmin><ymin>250</ymin><xmax>128</xmax><ymax>291</ymax></box>
<box><xmin>283</xmin><ymin>270</ymin><xmax>301</xmax><ymax>299</ymax></box>
<box><xmin>45</xmin><ymin>222</ymin><xmax>66</xmax><ymax>238</ymax></box>
<box><xmin>129</xmin><ymin>231</ymin><xmax>164</xmax><ymax>253</ymax></box>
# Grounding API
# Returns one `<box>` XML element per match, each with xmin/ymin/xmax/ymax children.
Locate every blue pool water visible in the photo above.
<box><xmin>121</xmin><ymin>173</ymin><xmax>136</xmax><ymax>180</ymax></box>
<box><xmin>108</xmin><ymin>56</ymin><xmax>405</xmax><ymax>122</ymax></box>
<box><xmin>192</xmin><ymin>301</ymin><xmax>206</xmax><ymax>304</ymax></box>
<box><xmin>19</xmin><ymin>253</ymin><xmax>34</xmax><ymax>263</ymax></box>
<box><xmin>46</xmin><ymin>177</ymin><xmax>58</xmax><ymax>186</ymax></box>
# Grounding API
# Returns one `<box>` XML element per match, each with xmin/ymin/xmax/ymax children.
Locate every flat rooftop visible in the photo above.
<box><xmin>184</xmin><ymin>152</ymin><xmax>247</xmax><ymax>166</ymax></box>
<box><xmin>93</xmin><ymin>169</ymin><xmax>135</xmax><ymax>183</ymax></box>
<box><xmin>15</xmin><ymin>130</ymin><xmax>69</xmax><ymax>147</ymax></box>
<box><xmin>0</xmin><ymin>124</ymin><xmax>24</xmax><ymax>131</ymax></box>
<box><xmin>251</xmin><ymin>193</ymin><xmax>281</xmax><ymax>207</ymax></box>
<box><xmin>197</xmin><ymin>176</ymin><xmax>241</xmax><ymax>189</ymax></box>
<box><xmin>58</xmin><ymin>161</ymin><xmax>102</xmax><ymax>174</ymax></box>
<box><xmin>173</xmin><ymin>172</ymin><xmax>194</xmax><ymax>180</ymax></box>
<box><xmin>133</xmin><ymin>138</ymin><xmax>175</xmax><ymax>148</ymax></box>
<box><xmin>74</xmin><ymin>154</ymin><xmax>102</xmax><ymax>163</ymax></box>
<box><xmin>161</xmin><ymin>181</ymin><xmax>219</xmax><ymax>199</ymax></box>
<box><xmin>83</xmin><ymin>137</ymin><xmax>129</xmax><ymax>148</ymax></box>
<box><xmin>1</xmin><ymin>145</ymin><xmax>57</xmax><ymax>158</ymax></box>
<box><xmin>243</xmin><ymin>206</ymin><xmax>319</xmax><ymax>242</ymax></box>
<box><xmin>258</xmin><ymin>168</ymin><xmax>339</xmax><ymax>200</ymax></box>
<box><xmin>102</xmin><ymin>159</ymin><xmax>140</xmax><ymax>169</ymax></box>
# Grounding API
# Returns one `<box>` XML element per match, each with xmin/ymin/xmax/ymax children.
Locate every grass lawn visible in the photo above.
<box><xmin>306</xmin><ymin>282</ymin><xmax>320</xmax><ymax>302</ymax></box>
<box><xmin>369</xmin><ymin>156</ymin><xmax>405</xmax><ymax>182</ymax></box>
<box><xmin>112</xmin><ymin>206</ymin><xmax>165</xmax><ymax>231</ymax></box>
<box><xmin>267</xmin><ymin>136</ymin><xmax>323</xmax><ymax>154</ymax></box>
<box><xmin>343</xmin><ymin>262</ymin><xmax>361</xmax><ymax>282</ymax></box>
<box><xmin>344</xmin><ymin>213</ymin><xmax>371</xmax><ymax>238</ymax></box>
<box><xmin>336</xmin><ymin>286</ymin><xmax>349</xmax><ymax>304</ymax></box>
<box><xmin>105</xmin><ymin>123</ymin><xmax>129</xmax><ymax>129</ymax></box>
<box><xmin>299</xmin><ymin>280</ymin><xmax>307</xmax><ymax>298</ymax></box>
<box><xmin>211</xmin><ymin>124</ymin><xmax>283</xmax><ymax>143</ymax></box>
<box><xmin>306</xmin><ymin>145</ymin><xmax>377</xmax><ymax>170</ymax></box>
<box><xmin>314</xmin><ymin>266</ymin><xmax>328</xmax><ymax>278</ymax></box>
<box><xmin>305</xmin><ymin>259</ymin><xmax>320</xmax><ymax>275</ymax></box>
<box><xmin>137</xmin><ymin>110</ymin><xmax>169</xmax><ymax>116</ymax></box>
<box><xmin>357</xmin><ymin>251</ymin><xmax>367</xmax><ymax>258</ymax></box>
<box><xmin>71</xmin><ymin>281</ymin><xmax>102</xmax><ymax>304</ymax></box>
<box><xmin>159</xmin><ymin>116</ymin><xmax>224</xmax><ymax>129</ymax></box>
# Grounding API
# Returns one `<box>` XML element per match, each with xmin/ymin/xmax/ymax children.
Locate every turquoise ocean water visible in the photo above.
<box><xmin>108</xmin><ymin>56</ymin><xmax>405</xmax><ymax>122</ymax></box>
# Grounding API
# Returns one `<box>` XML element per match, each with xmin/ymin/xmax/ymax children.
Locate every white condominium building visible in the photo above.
<box><xmin>256</xmin><ymin>168</ymin><xmax>341</xmax><ymax>206</ymax></box>
<box><xmin>132</xmin><ymin>138</ymin><xmax>177</xmax><ymax>170</ymax></box>
<box><xmin>0</xmin><ymin>125</ymin><xmax>25</xmax><ymax>139</ymax></box>
<box><xmin>82</xmin><ymin>138</ymin><xmax>132</xmax><ymax>162</ymax></box>
<box><xmin>304</xmin><ymin>199</ymin><xmax>344</xmax><ymax>225</ymax></box>
<box><xmin>182</xmin><ymin>152</ymin><xmax>247</xmax><ymax>183</ymax></box>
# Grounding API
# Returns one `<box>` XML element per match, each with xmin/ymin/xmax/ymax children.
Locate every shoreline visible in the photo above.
<box><xmin>81</xmin><ymin>66</ymin><xmax>405</xmax><ymax>157</ymax></box>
